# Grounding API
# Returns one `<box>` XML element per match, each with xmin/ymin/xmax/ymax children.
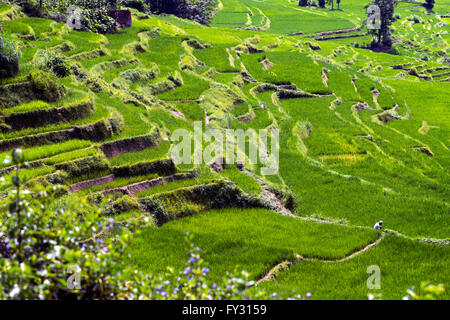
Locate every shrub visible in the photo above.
<box><xmin>34</xmin><ymin>50</ymin><xmax>71</xmax><ymax>78</ymax></box>
<box><xmin>108</xmin><ymin>195</ymin><xmax>141</xmax><ymax>215</ymax></box>
<box><xmin>27</xmin><ymin>70</ymin><xmax>66</xmax><ymax>102</ymax></box>
<box><xmin>55</xmin><ymin>155</ymin><xmax>110</xmax><ymax>178</ymax></box>
<box><xmin>120</xmin><ymin>66</ymin><xmax>159</xmax><ymax>82</ymax></box>
<box><xmin>18</xmin><ymin>0</ymin><xmax>44</xmax><ymax>17</ymax></box>
<box><xmin>318</xmin><ymin>0</ymin><xmax>325</xmax><ymax>7</ymax></box>
<box><xmin>265</xmin><ymin>181</ymin><xmax>297</xmax><ymax>211</ymax></box>
<box><xmin>147</xmin><ymin>0</ymin><xmax>218</xmax><ymax>25</ymax></box>
<box><xmin>0</xmin><ymin>149</ymin><xmax>138</xmax><ymax>299</ymax></box>
<box><xmin>0</xmin><ymin>35</ymin><xmax>20</xmax><ymax>79</ymax></box>
<box><xmin>403</xmin><ymin>282</ymin><xmax>444</xmax><ymax>300</ymax></box>
<box><xmin>122</xmin><ymin>0</ymin><xmax>148</xmax><ymax>12</ymax></box>
<box><xmin>140</xmin><ymin>181</ymin><xmax>269</xmax><ymax>225</ymax></box>
<box><xmin>113</xmin><ymin>159</ymin><xmax>177</xmax><ymax>177</ymax></box>
<box><xmin>423</xmin><ymin>0</ymin><xmax>435</xmax><ymax>11</ymax></box>
<box><xmin>0</xmin><ymin>149</ymin><xmax>299</xmax><ymax>300</ymax></box>
<box><xmin>79</xmin><ymin>8</ymin><xmax>117</xmax><ymax>34</ymax></box>
<box><xmin>299</xmin><ymin>0</ymin><xmax>309</xmax><ymax>6</ymax></box>
<box><xmin>41</xmin><ymin>0</ymin><xmax>120</xmax><ymax>12</ymax></box>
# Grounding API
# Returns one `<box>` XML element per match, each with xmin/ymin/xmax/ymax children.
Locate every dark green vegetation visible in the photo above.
<box><xmin>0</xmin><ymin>0</ymin><xmax>449</xmax><ymax>299</ymax></box>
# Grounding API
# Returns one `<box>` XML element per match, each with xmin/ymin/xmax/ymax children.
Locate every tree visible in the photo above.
<box><xmin>423</xmin><ymin>0</ymin><xmax>435</xmax><ymax>11</ymax></box>
<box><xmin>0</xmin><ymin>35</ymin><xmax>20</xmax><ymax>79</ymax></box>
<box><xmin>367</xmin><ymin>0</ymin><xmax>395</xmax><ymax>49</ymax></box>
<box><xmin>337</xmin><ymin>0</ymin><xmax>341</xmax><ymax>9</ymax></box>
<box><xmin>299</xmin><ymin>0</ymin><xmax>309</xmax><ymax>6</ymax></box>
<box><xmin>147</xmin><ymin>0</ymin><xmax>218</xmax><ymax>25</ymax></box>
<box><xmin>328</xmin><ymin>0</ymin><xmax>334</xmax><ymax>9</ymax></box>
<box><xmin>318</xmin><ymin>0</ymin><xmax>326</xmax><ymax>8</ymax></box>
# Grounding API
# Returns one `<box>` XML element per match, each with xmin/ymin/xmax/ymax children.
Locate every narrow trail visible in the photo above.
<box><xmin>255</xmin><ymin>233</ymin><xmax>386</xmax><ymax>286</ymax></box>
<box><xmin>244</xmin><ymin>170</ymin><xmax>448</xmax><ymax>286</ymax></box>
<box><xmin>244</xmin><ymin>170</ymin><xmax>295</xmax><ymax>217</ymax></box>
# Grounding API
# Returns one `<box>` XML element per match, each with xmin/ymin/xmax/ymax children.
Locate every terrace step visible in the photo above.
<box><xmin>314</xmin><ymin>33</ymin><xmax>368</xmax><ymax>41</ymax></box>
<box><xmin>100</xmin><ymin>131</ymin><xmax>161</xmax><ymax>158</ymax></box>
<box><xmin>102</xmin><ymin>171</ymin><xmax>198</xmax><ymax>197</ymax></box>
<box><xmin>69</xmin><ymin>174</ymin><xmax>116</xmax><ymax>193</ymax></box>
<box><xmin>316</xmin><ymin>26</ymin><xmax>362</xmax><ymax>36</ymax></box>
<box><xmin>0</xmin><ymin>116</ymin><xmax>123</xmax><ymax>152</ymax></box>
<box><xmin>138</xmin><ymin>180</ymin><xmax>269</xmax><ymax>226</ymax></box>
<box><xmin>0</xmin><ymin>99</ymin><xmax>95</xmax><ymax>131</ymax></box>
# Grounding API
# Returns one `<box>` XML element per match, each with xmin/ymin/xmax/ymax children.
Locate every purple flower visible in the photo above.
<box><xmin>270</xmin><ymin>292</ymin><xmax>277</xmax><ymax>298</ymax></box>
<box><xmin>226</xmin><ymin>285</ymin><xmax>231</xmax><ymax>290</ymax></box>
<box><xmin>173</xmin><ymin>288</ymin><xmax>179</xmax><ymax>294</ymax></box>
<box><xmin>101</xmin><ymin>246</ymin><xmax>108</xmax><ymax>253</ymax></box>
<box><xmin>196</xmin><ymin>247</ymin><xmax>201</xmax><ymax>252</ymax></box>
<box><xmin>161</xmin><ymin>291</ymin><xmax>167</xmax><ymax>297</ymax></box>
<box><xmin>202</xmin><ymin>268</ymin><xmax>210</xmax><ymax>276</ymax></box>
<box><xmin>183</xmin><ymin>267</ymin><xmax>191</xmax><ymax>275</ymax></box>
<box><xmin>195</xmin><ymin>255</ymin><xmax>200</xmax><ymax>261</ymax></box>
<box><xmin>212</xmin><ymin>283</ymin><xmax>217</xmax><ymax>289</ymax></box>
<box><xmin>306</xmin><ymin>292</ymin><xmax>312</xmax><ymax>297</ymax></box>
<box><xmin>164</xmin><ymin>280</ymin><xmax>170</xmax><ymax>285</ymax></box>
<box><xmin>188</xmin><ymin>257</ymin><xmax>195</xmax><ymax>264</ymax></box>
<box><xmin>5</xmin><ymin>243</ymin><xmax>11</xmax><ymax>251</ymax></box>
<box><xmin>108</xmin><ymin>218</ymin><xmax>115</xmax><ymax>225</ymax></box>
<box><xmin>96</xmin><ymin>238</ymin><xmax>103</xmax><ymax>244</ymax></box>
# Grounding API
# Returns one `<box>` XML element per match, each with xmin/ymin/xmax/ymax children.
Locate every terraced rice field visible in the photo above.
<box><xmin>0</xmin><ymin>0</ymin><xmax>449</xmax><ymax>299</ymax></box>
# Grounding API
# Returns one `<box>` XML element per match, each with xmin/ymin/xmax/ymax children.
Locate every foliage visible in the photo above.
<box><xmin>17</xmin><ymin>0</ymin><xmax>44</xmax><ymax>17</ymax></box>
<box><xmin>368</xmin><ymin>282</ymin><xmax>445</xmax><ymax>300</ymax></box>
<box><xmin>41</xmin><ymin>0</ymin><xmax>120</xmax><ymax>12</ymax></box>
<box><xmin>34</xmin><ymin>50</ymin><xmax>71</xmax><ymax>78</ymax></box>
<box><xmin>78</xmin><ymin>8</ymin><xmax>117</xmax><ymax>34</ymax></box>
<box><xmin>0</xmin><ymin>35</ymin><xmax>20</xmax><ymax>79</ymax></box>
<box><xmin>122</xmin><ymin>0</ymin><xmax>148</xmax><ymax>12</ymax></box>
<box><xmin>423</xmin><ymin>0</ymin><xmax>434</xmax><ymax>11</ymax></box>
<box><xmin>147</xmin><ymin>0</ymin><xmax>218</xmax><ymax>25</ymax></box>
<box><xmin>38</xmin><ymin>0</ymin><xmax>118</xmax><ymax>34</ymax></box>
<box><xmin>403</xmin><ymin>282</ymin><xmax>445</xmax><ymax>300</ymax></box>
<box><xmin>367</xmin><ymin>0</ymin><xmax>395</xmax><ymax>48</ymax></box>
<box><xmin>0</xmin><ymin>149</ymin><xmax>296</xmax><ymax>300</ymax></box>
<box><xmin>108</xmin><ymin>195</ymin><xmax>141</xmax><ymax>215</ymax></box>
<box><xmin>298</xmin><ymin>0</ymin><xmax>309</xmax><ymax>7</ymax></box>
<box><xmin>2</xmin><ymin>0</ymin><xmax>449</xmax><ymax>300</ymax></box>
<box><xmin>27</xmin><ymin>70</ymin><xmax>66</xmax><ymax>102</ymax></box>
<box><xmin>0</xmin><ymin>149</ymin><xmax>138</xmax><ymax>299</ymax></box>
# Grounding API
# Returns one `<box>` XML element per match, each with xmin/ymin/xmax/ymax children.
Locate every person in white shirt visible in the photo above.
<box><xmin>373</xmin><ymin>220</ymin><xmax>383</xmax><ymax>230</ymax></box>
